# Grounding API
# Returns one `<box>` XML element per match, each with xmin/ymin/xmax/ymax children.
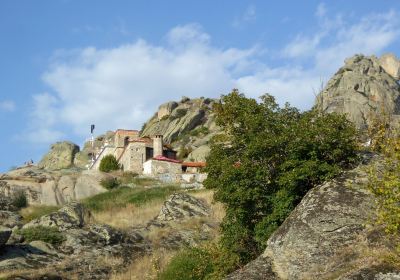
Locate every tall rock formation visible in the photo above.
<box><xmin>315</xmin><ymin>54</ymin><xmax>400</xmax><ymax>131</ymax></box>
<box><xmin>38</xmin><ymin>141</ymin><xmax>80</xmax><ymax>170</ymax></box>
<box><xmin>141</xmin><ymin>97</ymin><xmax>220</xmax><ymax>161</ymax></box>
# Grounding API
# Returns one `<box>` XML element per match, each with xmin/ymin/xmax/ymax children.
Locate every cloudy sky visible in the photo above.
<box><xmin>1</xmin><ymin>0</ymin><xmax>400</xmax><ymax>171</ymax></box>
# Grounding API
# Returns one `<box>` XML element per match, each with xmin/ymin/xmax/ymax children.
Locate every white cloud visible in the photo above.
<box><xmin>233</xmin><ymin>4</ymin><xmax>257</xmax><ymax>28</ymax></box>
<box><xmin>316</xmin><ymin>3</ymin><xmax>327</xmax><ymax>18</ymax></box>
<box><xmin>0</xmin><ymin>100</ymin><xmax>15</xmax><ymax>112</ymax></box>
<box><xmin>27</xmin><ymin>9</ymin><xmax>400</xmax><ymax>144</ymax></box>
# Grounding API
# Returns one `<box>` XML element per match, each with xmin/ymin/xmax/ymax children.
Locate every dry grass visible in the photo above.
<box><xmin>91</xmin><ymin>198</ymin><xmax>165</xmax><ymax>229</ymax></box>
<box><xmin>190</xmin><ymin>189</ymin><xmax>226</xmax><ymax>224</ymax></box>
<box><xmin>19</xmin><ymin>205</ymin><xmax>60</xmax><ymax>222</ymax></box>
<box><xmin>111</xmin><ymin>249</ymin><xmax>176</xmax><ymax>280</ymax></box>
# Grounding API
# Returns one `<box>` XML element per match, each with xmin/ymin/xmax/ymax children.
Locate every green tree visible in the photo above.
<box><xmin>99</xmin><ymin>154</ymin><xmax>120</xmax><ymax>172</ymax></box>
<box><xmin>205</xmin><ymin>89</ymin><xmax>358</xmax><ymax>263</ymax></box>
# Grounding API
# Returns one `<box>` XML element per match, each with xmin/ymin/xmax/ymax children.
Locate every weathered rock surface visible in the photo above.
<box><xmin>0</xmin><ymin>226</ymin><xmax>11</xmax><ymax>247</ymax></box>
<box><xmin>379</xmin><ymin>53</ymin><xmax>400</xmax><ymax>80</ymax></box>
<box><xmin>315</xmin><ymin>54</ymin><xmax>400</xmax><ymax>130</ymax></box>
<box><xmin>228</xmin><ymin>154</ymin><xmax>400</xmax><ymax>279</ymax></box>
<box><xmin>38</xmin><ymin>141</ymin><xmax>80</xmax><ymax>170</ymax></box>
<box><xmin>187</xmin><ymin>144</ymin><xmax>211</xmax><ymax>162</ymax></box>
<box><xmin>156</xmin><ymin>192</ymin><xmax>210</xmax><ymax>221</ymax></box>
<box><xmin>0</xmin><ymin>166</ymin><xmax>108</xmax><ymax>206</ymax></box>
<box><xmin>0</xmin><ymin>211</ymin><xmax>22</xmax><ymax>229</ymax></box>
<box><xmin>141</xmin><ymin>97</ymin><xmax>220</xmax><ymax>161</ymax></box>
<box><xmin>23</xmin><ymin>202</ymin><xmax>91</xmax><ymax>230</ymax></box>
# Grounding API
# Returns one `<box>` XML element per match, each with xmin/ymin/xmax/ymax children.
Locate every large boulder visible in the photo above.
<box><xmin>0</xmin><ymin>211</ymin><xmax>22</xmax><ymax>229</ymax></box>
<box><xmin>315</xmin><ymin>54</ymin><xmax>400</xmax><ymax>131</ymax></box>
<box><xmin>0</xmin><ymin>226</ymin><xmax>11</xmax><ymax>247</ymax></box>
<box><xmin>0</xmin><ymin>166</ymin><xmax>107</xmax><ymax>206</ymax></box>
<box><xmin>227</xmin><ymin>154</ymin><xmax>400</xmax><ymax>279</ymax></box>
<box><xmin>156</xmin><ymin>193</ymin><xmax>210</xmax><ymax>221</ymax></box>
<box><xmin>23</xmin><ymin>202</ymin><xmax>91</xmax><ymax>230</ymax></box>
<box><xmin>187</xmin><ymin>145</ymin><xmax>210</xmax><ymax>162</ymax></box>
<box><xmin>38</xmin><ymin>141</ymin><xmax>80</xmax><ymax>170</ymax></box>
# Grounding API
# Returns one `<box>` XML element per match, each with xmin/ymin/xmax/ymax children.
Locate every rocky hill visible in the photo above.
<box><xmin>140</xmin><ymin>96</ymin><xmax>220</xmax><ymax>162</ymax></box>
<box><xmin>315</xmin><ymin>53</ymin><xmax>400</xmax><ymax>131</ymax></box>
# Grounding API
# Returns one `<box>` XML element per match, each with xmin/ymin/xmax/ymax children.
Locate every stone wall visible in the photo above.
<box><xmin>143</xmin><ymin>159</ymin><xmax>182</xmax><ymax>175</ymax></box>
<box><xmin>119</xmin><ymin>142</ymin><xmax>146</xmax><ymax>174</ymax></box>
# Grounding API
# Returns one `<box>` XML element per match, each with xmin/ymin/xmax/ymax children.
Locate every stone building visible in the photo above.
<box><xmin>91</xmin><ymin>129</ymin><xmax>178</xmax><ymax>174</ymax></box>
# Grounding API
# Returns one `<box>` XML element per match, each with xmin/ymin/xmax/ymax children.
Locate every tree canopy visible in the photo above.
<box><xmin>204</xmin><ymin>89</ymin><xmax>359</xmax><ymax>262</ymax></box>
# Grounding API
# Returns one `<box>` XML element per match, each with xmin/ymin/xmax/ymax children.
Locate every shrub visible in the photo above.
<box><xmin>100</xmin><ymin>177</ymin><xmax>120</xmax><ymax>190</ymax></box>
<box><xmin>12</xmin><ymin>191</ymin><xmax>28</xmax><ymax>209</ymax></box>
<box><xmin>205</xmin><ymin>89</ymin><xmax>358</xmax><ymax>263</ymax></box>
<box><xmin>17</xmin><ymin>226</ymin><xmax>65</xmax><ymax>245</ymax></box>
<box><xmin>99</xmin><ymin>155</ymin><xmax>120</xmax><ymax>172</ymax></box>
<box><xmin>158</xmin><ymin>247</ymin><xmax>214</xmax><ymax>280</ymax></box>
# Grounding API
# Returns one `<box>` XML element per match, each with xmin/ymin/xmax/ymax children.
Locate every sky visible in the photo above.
<box><xmin>1</xmin><ymin>0</ymin><xmax>400</xmax><ymax>172</ymax></box>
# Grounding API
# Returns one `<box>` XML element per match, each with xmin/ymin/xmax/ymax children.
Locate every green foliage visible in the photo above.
<box><xmin>205</xmin><ymin>89</ymin><xmax>358</xmax><ymax>263</ymax></box>
<box><xmin>159</xmin><ymin>244</ymin><xmax>240</xmax><ymax>280</ymax></box>
<box><xmin>178</xmin><ymin>146</ymin><xmax>193</xmax><ymax>160</ymax></box>
<box><xmin>20</xmin><ymin>205</ymin><xmax>60</xmax><ymax>223</ymax></box>
<box><xmin>17</xmin><ymin>226</ymin><xmax>65</xmax><ymax>245</ymax></box>
<box><xmin>174</xmin><ymin>109</ymin><xmax>188</xmax><ymax>119</ymax></box>
<box><xmin>100</xmin><ymin>177</ymin><xmax>120</xmax><ymax>190</ymax></box>
<box><xmin>99</xmin><ymin>155</ymin><xmax>120</xmax><ymax>172</ymax></box>
<box><xmin>368</xmin><ymin>134</ymin><xmax>400</xmax><ymax>234</ymax></box>
<box><xmin>158</xmin><ymin>247</ymin><xmax>214</xmax><ymax>280</ymax></box>
<box><xmin>83</xmin><ymin>185</ymin><xmax>178</xmax><ymax>212</ymax></box>
<box><xmin>12</xmin><ymin>190</ymin><xmax>28</xmax><ymax>209</ymax></box>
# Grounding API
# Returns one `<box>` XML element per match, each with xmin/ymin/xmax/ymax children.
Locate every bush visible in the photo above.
<box><xmin>100</xmin><ymin>177</ymin><xmax>120</xmax><ymax>190</ymax></box>
<box><xmin>12</xmin><ymin>191</ymin><xmax>28</xmax><ymax>209</ymax></box>
<box><xmin>17</xmin><ymin>226</ymin><xmax>65</xmax><ymax>245</ymax></box>
<box><xmin>205</xmin><ymin>90</ymin><xmax>358</xmax><ymax>263</ymax></box>
<box><xmin>99</xmin><ymin>155</ymin><xmax>120</xmax><ymax>172</ymax></box>
<box><xmin>158</xmin><ymin>247</ymin><xmax>214</xmax><ymax>280</ymax></box>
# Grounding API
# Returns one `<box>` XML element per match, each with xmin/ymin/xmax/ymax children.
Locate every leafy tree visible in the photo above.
<box><xmin>99</xmin><ymin>154</ymin><xmax>120</xmax><ymax>172</ymax></box>
<box><xmin>205</xmin><ymin>89</ymin><xmax>358</xmax><ymax>263</ymax></box>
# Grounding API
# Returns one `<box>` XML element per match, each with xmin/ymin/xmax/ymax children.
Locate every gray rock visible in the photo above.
<box><xmin>29</xmin><ymin>240</ymin><xmax>58</xmax><ymax>255</ymax></box>
<box><xmin>0</xmin><ymin>211</ymin><xmax>22</xmax><ymax>228</ymax></box>
<box><xmin>315</xmin><ymin>54</ymin><xmax>400</xmax><ymax>131</ymax></box>
<box><xmin>89</xmin><ymin>224</ymin><xmax>124</xmax><ymax>245</ymax></box>
<box><xmin>157</xmin><ymin>101</ymin><xmax>179</xmax><ymax>119</ymax></box>
<box><xmin>228</xmin><ymin>154</ymin><xmax>400</xmax><ymax>279</ymax></box>
<box><xmin>23</xmin><ymin>202</ymin><xmax>91</xmax><ymax>230</ymax></box>
<box><xmin>156</xmin><ymin>193</ymin><xmax>210</xmax><ymax>221</ymax></box>
<box><xmin>0</xmin><ymin>166</ymin><xmax>107</xmax><ymax>206</ymax></box>
<box><xmin>38</xmin><ymin>141</ymin><xmax>80</xmax><ymax>170</ymax></box>
<box><xmin>187</xmin><ymin>144</ymin><xmax>210</xmax><ymax>162</ymax></box>
<box><xmin>0</xmin><ymin>226</ymin><xmax>11</xmax><ymax>247</ymax></box>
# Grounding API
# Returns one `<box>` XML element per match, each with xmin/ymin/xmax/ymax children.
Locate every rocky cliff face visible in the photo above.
<box><xmin>141</xmin><ymin>97</ymin><xmax>220</xmax><ymax>161</ymax></box>
<box><xmin>315</xmin><ymin>54</ymin><xmax>400</xmax><ymax>131</ymax></box>
<box><xmin>227</xmin><ymin>153</ymin><xmax>400</xmax><ymax>279</ymax></box>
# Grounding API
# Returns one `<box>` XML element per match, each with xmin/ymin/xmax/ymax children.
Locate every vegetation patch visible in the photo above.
<box><xmin>205</xmin><ymin>89</ymin><xmax>359</xmax><ymax>264</ymax></box>
<box><xmin>11</xmin><ymin>190</ymin><xmax>28</xmax><ymax>209</ymax></box>
<box><xmin>100</xmin><ymin>177</ymin><xmax>120</xmax><ymax>190</ymax></box>
<box><xmin>83</xmin><ymin>185</ymin><xmax>179</xmax><ymax>212</ymax></box>
<box><xmin>20</xmin><ymin>205</ymin><xmax>60</xmax><ymax>223</ymax></box>
<box><xmin>17</xmin><ymin>226</ymin><xmax>65</xmax><ymax>245</ymax></box>
<box><xmin>99</xmin><ymin>155</ymin><xmax>120</xmax><ymax>172</ymax></box>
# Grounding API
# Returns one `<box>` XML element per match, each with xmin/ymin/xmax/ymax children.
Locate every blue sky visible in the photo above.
<box><xmin>1</xmin><ymin>0</ymin><xmax>400</xmax><ymax>172</ymax></box>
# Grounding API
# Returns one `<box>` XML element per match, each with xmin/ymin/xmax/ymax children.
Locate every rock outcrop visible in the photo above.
<box><xmin>156</xmin><ymin>193</ymin><xmax>210</xmax><ymax>221</ymax></box>
<box><xmin>315</xmin><ymin>54</ymin><xmax>400</xmax><ymax>131</ymax></box>
<box><xmin>0</xmin><ymin>226</ymin><xmax>11</xmax><ymax>247</ymax></box>
<box><xmin>141</xmin><ymin>97</ymin><xmax>220</xmax><ymax>161</ymax></box>
<box><xmin>38</xmin><ymin>141</ymin><xmax>80</xmax><ymax>170</ymax></box>
<box><xmin>0</xmin><ymin>166</ymin><xmax>108</xmax><ymax>206</ymax></box>
<box><xmin>379</xmin><ymin>53</ymin><xmax>400</xmax><ymax>80</ymax></box>
<box><xmin>227</xmin><ymin>153</ymin><xmax>400</xmax><ymax>279</ymax></box>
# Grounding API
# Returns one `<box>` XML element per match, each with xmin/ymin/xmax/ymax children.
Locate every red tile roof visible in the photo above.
<box><xmin>153</xmin><ymin>156</ymin><xmax>182</xmax><ymax>163</ymax></box>
<box><xmin>182</xmin><ymin>162</ymin><xmax>206</xmax><ymax>168</ymax></box>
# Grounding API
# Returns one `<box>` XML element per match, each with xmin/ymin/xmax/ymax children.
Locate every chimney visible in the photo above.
<box><xmin>153</xmin><ymin>135</ymin><xmax>163</xmax><ymax>157</ymax></box>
